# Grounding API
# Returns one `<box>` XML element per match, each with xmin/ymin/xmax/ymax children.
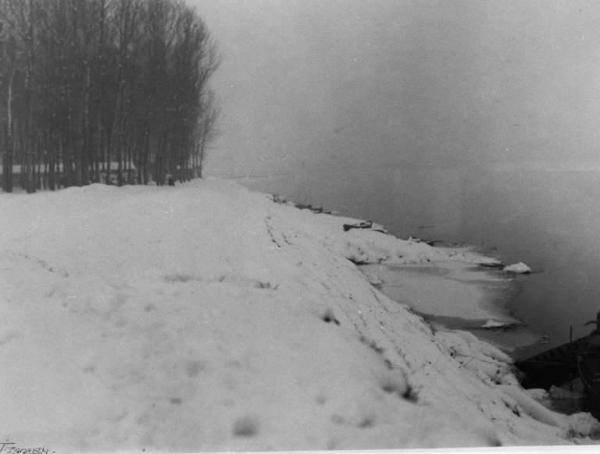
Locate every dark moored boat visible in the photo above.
<box><xmin>516</xmin><ymin>336</ymin><xmax>590</xmax><ymax>389</ymax></box>
<box><xmin>577</xmin><ymin>342</ymin><xmax>600</xmax><ymax>413</ymax></box>
<box><xmin>516</xmin><ymin>311</ymin><xmax>600</xmax><ymax>417</ymax></box>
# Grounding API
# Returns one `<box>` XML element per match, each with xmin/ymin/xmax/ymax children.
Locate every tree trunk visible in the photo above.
<box><xmin>2</xmin><ymin>70</ymin><xmax>16</xmax><ymax>193</ymax></box>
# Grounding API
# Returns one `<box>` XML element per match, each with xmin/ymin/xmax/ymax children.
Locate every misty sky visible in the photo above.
<box><xmin>188</xmin><ymin>0</ymin><xmax>600</xmax><ymax>179</ymax></box>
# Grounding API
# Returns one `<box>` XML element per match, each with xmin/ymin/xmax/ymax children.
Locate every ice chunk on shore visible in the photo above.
<box><xmin>527</xmin><ymin>388</ymin><xmax>550</xmax><ymax>403</ymax></box>
<box><xmin>504</xmin><ymin>262</ymin><xmax>532</xmax><ymax>274</ymax></box>
<box><xmin>481</xmin><ymin>319</ymin><xmax>512</xmax><ymax>329</ymax></box>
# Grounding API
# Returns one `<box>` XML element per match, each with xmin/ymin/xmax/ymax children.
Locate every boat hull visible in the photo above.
<box><xmin>578</xmin><ymin>351</ymin><xmax>600</xmax><ymax>417</ymax></box>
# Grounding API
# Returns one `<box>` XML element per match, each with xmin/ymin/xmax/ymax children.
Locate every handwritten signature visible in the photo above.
<box><xmin>0</xmin><ymin>442</ymin><xmax>53</xmax><ymax>454</ymax></box>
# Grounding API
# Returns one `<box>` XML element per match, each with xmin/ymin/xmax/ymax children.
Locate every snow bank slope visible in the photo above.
<box><xmin>0</xmin><ymin>179</ymin><xmax>596</xmax><ymax>451</ymax></box>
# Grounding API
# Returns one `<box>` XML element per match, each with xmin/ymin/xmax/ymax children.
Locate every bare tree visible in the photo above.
<box><xmin>197</xmin><ymin>89</ymin><xmax>219</xmax><ymax>178</ymax></box>
<box><xmin>0</xmin><ymin>0</ymin><xmax>219</xmax><ymax>192</ymax></box>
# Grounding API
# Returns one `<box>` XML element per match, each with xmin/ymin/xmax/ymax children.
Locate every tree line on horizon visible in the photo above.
<box><xmin>0</xmin><ymin>0</ymin><xmax>219</xmax><ymax>193</ymax></box>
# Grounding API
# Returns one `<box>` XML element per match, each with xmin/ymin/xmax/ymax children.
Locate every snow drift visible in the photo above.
<box><xmin>0</xmin><ymin>179</ymin><xmax>597</xmax><ymax>451</ymax></box>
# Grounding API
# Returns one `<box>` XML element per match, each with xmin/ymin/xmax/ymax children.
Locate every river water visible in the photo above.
<box><xmin>239</xmin><ymin>165</ymin><xmax>600</xmax><ymax>358</ymax></box>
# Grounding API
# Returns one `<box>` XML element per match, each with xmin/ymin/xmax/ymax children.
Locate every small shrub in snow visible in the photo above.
<box><xmin>402</xmin><ymin>384</ymin><xmax>419</xmax><ymax>403</ymax></box>
<box><xmin>321</xmin><ymin>308</ymin><xmax>340</xmax><ymax>326</ymax></box>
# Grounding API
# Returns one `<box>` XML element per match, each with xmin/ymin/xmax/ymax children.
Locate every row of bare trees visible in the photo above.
<box><xmin>0</xmin><ymin>0</ymin><xmax>219</xmax><ymax>193</ymax></box>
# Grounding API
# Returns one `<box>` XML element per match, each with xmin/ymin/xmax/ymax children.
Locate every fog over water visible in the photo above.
<box><xmin>189</xmin><ymin>0</ymin><xmax>600</xmax><ymax>349</ymax></box>
<box><xmin>192</xmin><ymin>0</ymin><xmax>600</xmax><ymax>176</ymax></box>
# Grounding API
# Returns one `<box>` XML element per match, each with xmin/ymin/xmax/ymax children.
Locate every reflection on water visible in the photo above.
<box><xmin>239</xmin><ymin>166</ymin><xmax>600</xmax><ymax>356</ymax></box>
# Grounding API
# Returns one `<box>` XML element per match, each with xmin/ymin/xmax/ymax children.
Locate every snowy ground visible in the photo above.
<box><xmin>0</xmin><ymin>179</ymin><xmax>599</xmax><ymax>452</ymax></box>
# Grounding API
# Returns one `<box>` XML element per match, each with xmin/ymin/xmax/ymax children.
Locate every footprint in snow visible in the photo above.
<box><xmin>185</xmin><ymin>359</ymin><xmax>206</xmax><ymax>378</ymax></box>
<box><xmin>232</xmin><ymin>415</ymin><xmax>260</xmax><ymax>437</ymax></box>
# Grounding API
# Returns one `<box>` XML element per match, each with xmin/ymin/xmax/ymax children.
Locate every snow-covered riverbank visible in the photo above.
<box><xmin>0</xmin><ymin>179</ymin><xmax>598</xmax><ymax>451</ymax></box>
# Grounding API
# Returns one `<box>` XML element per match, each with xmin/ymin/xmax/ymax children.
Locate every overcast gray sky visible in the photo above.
<box><xmin>188</xmin><ymin>0</ymin><xmax>600</xmax><ymax>179</ymax></box>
